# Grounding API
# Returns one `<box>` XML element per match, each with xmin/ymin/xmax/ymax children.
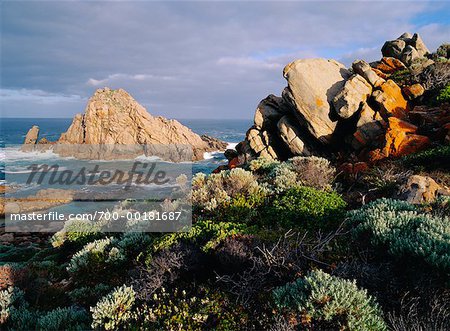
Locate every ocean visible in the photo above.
<box><xmin>0</xmin><ymin>117</ymin><xmax>252</xmax><ymax>178</ymax></box>
<box><xmin>1</xmin><ymin>118</ymin><xmax>252</xmax><ymax>224</ymax></box>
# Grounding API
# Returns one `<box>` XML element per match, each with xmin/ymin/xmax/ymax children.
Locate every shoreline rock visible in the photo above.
<box><xmin>22</xmin><ymin>88</ymin><xmax>226</xmax><ymax>161</ymax></box>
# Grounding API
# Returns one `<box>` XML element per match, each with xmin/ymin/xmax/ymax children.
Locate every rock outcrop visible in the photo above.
<box><xmin>23</xmin><ymin>125</ymin><xmax>40</xmax><ymax>144</ymax></box>
<box><xmin>23</xmin><ymin>88</ymin><xmax>227</xmax><ymax>161</ymax></box>
<box><xmin>382</xmin><ymin>33</ymin><xmax>430</xmax><ymax>65</ymax></box>
<box><xmin>282</xmin><ymin>59</ymin><xmax>351</xmax><ymax>143</ymax></box>
<box><xmin>226</xmin><ymin>32</ymin><xmax>449</xmax><ymax>170</ymax></box>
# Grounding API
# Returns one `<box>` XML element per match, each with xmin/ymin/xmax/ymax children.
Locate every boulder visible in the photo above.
<box><xmin>23</xmin><ymin>125</ymin><xmax>39</xmax><ymax>145</ymax></box>
<box><xmin>352</xmin><ymin>103</ymin><xmax>385</xmax><ymax>150</ymax></box>
<box><xmin>200</xmin><ymin>135</ymin><xmax>228</xmax><ymax>151</ymax></box>
<box><xmin>282</xmin><ymin>58</ymin><xmax>351</xmax><ymax>144</ymax></box>
<box><xmin>372</xmin><ymin>80</ymin><xmax>408</xmax><ymax>119</ymax></box>
<box><xmin>372</xmin><ymin>57</ymin><xmax>406</xmax><ymax>75</ymax></box>
<box><xmin>246</xmin><ymin>127</ymin><xmax>278</xmax><ymax>159</ymax></box>
<box><xmin>411</xmin><ymin>33</ymin><xmax>430</xmax><ymax>57</ymax></box>
<box><xmin>401</xmin><ymin>45</ymin><xmax>421</xmax><ymax>66</ymax></box>
<box><xmin>402</xmin><ymin>83</ymin><xmax>425</xmax><ymax>100</ymax></box>
<box><xmin>369</xmin><ymin>117</ymin><xmax>430</xmax><ymax>160</ymax></box>
<box><xmin>277</xmin><ymin>115</ymin><xmax>311</xmax><ymax>156</ymax></box>
<box><xmin>56</xmin><ymin>88</ymin><xmax>225</xmax><ymax>161</ymax></box>
<box><xmin>381</xmin><ymin>39</ymin><xmax>406</xmax><ymax>59</ymax></box>
<box><xmin>352</xmin><ymin>60</ymin><xmax>385</xmax><ymax>88</ymax></box>
<box><xmin>332</xmin><ymin>74</ymin><xmax>372</xmax><ymax>119</ymax></box>
<box><xmin>254</xmin><ymin>94</ymin><xmax>287</xmax><ymax>130</ymax></box>
<box><xmin>381</xmin><ymin>33</ymin><xmax>429</xmax><ymax>67</ymax></box>
<box><xmin>398</xmin><ymin>175</ymin><xmax>440</xmax><ymax>204</ymax></box>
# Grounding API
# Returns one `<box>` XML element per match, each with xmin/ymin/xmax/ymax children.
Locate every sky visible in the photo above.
<box><xmin>1</xmin><ymin>1</ymin><xmax>449</xmax><ymax>119</ymax></box>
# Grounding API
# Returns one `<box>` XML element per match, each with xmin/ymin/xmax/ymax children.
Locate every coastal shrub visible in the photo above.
<box><xmin>116</xmin><ymin>232</ymin><xmax>152</xmax><ymax>255</ymax></box>
<box><xmin>349</xmin><ymin>198</ymin><xmax>450</xmax><ymax>272</ymax></box>
<box><xmin>0</xmin><ymin>265</ymin><xmax>27</xmax><ymax>290</ymax></box>
<box><xmin>271</xmin><ymin>162</ymin><xmax>298</xmax><ymax>193</ymax></box>
<box><xmin>135</xmin><ymin>242</ymin><xmax>202</xmax><ymax>299</ymax></box>
<box><xmin>437</xmin><ymin>84</ymin><xmax>450</xmax><ymax>103</ymax></box>
<box><xmin>363</xmin><ymin>165</ymin><xmax>411</xmax><ymax>196</ymax></box>
<box><xmin>191</xmin><ymin>168</ymin><xmax>268</xmax><ymax>211</ymax></box>
<box><xmin>390</xmin><ymin>68</ymin><xmax>412</xmax><ymax>86</ymax></box>
<box><xmin>387</xmin><ymin>294</ymin><xmax>450</xmax><ymax>331</ymax></box>
<box><xmin>68</xmin><ymin>283</ymin><xmax>112</xmax><ymax>306</ymax></box>
<box><xmin>51</xmin><ymin>219</ymin><xmax>103</xmax><ymax>248</ymax></box>
<box><xmin>36</xmin><ymin>307</ymin><xmax>90</xmax><ymax>331</ymax></box>
<box><xmin>430</xmin><ymin>196</ymin><xmax>450</xmax><ymax>218</ymax></box>
<box><xmin>219</xmin><ymin>191</ymin><xmax>268</xmax><ymax>223</ymax></box>
<box><xmin>436</xmin><ymin>43</ymin><xmax>450</xmax><ymax>59</ymax></box>
<box><xmin>248</xmin><ymin>157</ymin><xmax>280</xmax><ymax>173</ymax></box>
<box><xmin>0</xmin><ymin>286</ymin><xmax>35</xmax><ymax>329</ymax></box>
<box><xmin>290</xmin><ymin>156</ymin><xmax>335</xmax><ymax>190</ymax></box>
<box><xmin>91</xmin><ymin>285</ymin><xmax>136</xmax><ymax>330</ymax></box>
<box><xmin>273</xmin><ymin>270</ymin><xmax>387</xmax><ymax>331</ymax></box>
<box><xmin>140</xmin><ymin>286</ymin><xmax>246</xmax><ymax>330</ymax></box>
<box><xmin>268</xmin><ymin>156</ymin><xmax>335</xmax><ymax>192</ymax></box>
<box><xmin>153</xmin><ymin>220</ymin><xmax>251</xmax><ymax>253</ymax></box>
<box><xmin>401</xmin><ymin>145</ymin><xmax>450</xmax><ymax>170</ymax></box>
<box><xmin>67</xmin><ymin>237</ymin><xmax>125</xmax><ymax>275</ymax></box>
<box><xmin>268</xmin><ymin>186</ymin><xmax>347</xmax><ymax>229</ymax></box>
<box><xmin>0</xmin><ymin>286</ymin><xmax>26</xmax><ymax>324</ymax></box>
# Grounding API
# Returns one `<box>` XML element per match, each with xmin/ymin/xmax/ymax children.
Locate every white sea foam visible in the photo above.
<box><xmin>226</xmin><ymin>142</ymin><xmax>238</xmax><ymax>150</ymax></box>
<box><xmin>203</xmin><ymin>141</ymin><xmax>238</xmax><ymax>160</ymax></box>
<box><xmin>2</xmin><ymin>147</ymin><xmax>59</xmax><ymax>162</ymax></box>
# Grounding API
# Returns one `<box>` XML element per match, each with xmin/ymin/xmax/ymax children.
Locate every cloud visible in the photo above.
<box><xmin>1</xmin><ymin>1</ymin><xmax>449</xmax><ymax>119</ymax></box>
<box><xmin>0</xmin><ymin>88</ymin><xmax>84</xmax><ymax>104</ymax></box>
<box><xmin>217</xmin><ymin>56</ymin><xmax>282</xmax><ymax>70</ymax></box>
<box><xmin>86</xmin><ymin>73</ymin><xmax>176</xmax><ymax>87</ymax></box>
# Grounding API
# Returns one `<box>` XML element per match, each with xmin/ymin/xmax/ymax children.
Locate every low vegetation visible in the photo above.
<box><xmin>1</xmin><ymin>154</ymin><xmax>449</xmax><ymax>330</ymax></box>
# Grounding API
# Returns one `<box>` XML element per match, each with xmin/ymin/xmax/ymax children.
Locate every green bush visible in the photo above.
<box><xmin>67</xmin><ymin>232</ymin><xmax>152</xmax><ymax>277</ymax></box>
<box><xmin>349</xmin><ymin>198</ymin><xmax>450</xmax><ymax>272</ymax></box>
<box><xmin>91</xmin><ymin>285</ymin><xmax>136</xmax><ymax>330</ymax></box>
<box><xmin>69</xmin><ymin>284</ymin><xmax>112</xmax><ymax>306</ymax></box>
<box><xmin>67</xmin><ymin>238</ymin><xmax>125</xmax><ymax>275</ymax></box>
<box><xmin>191</xmin><ymin>168</ymin><xmax>268</xmax><ymax>211</ymax></box>
<box><xmin>267</xmin><ymin>186</ymin><xmax>347</xmax><ymax>229</ymax></box>
<box><xmin>248</xmin><ymin>157</ymin><xmax>280</xmax><ymax>173</ymax></box>
<box><xmin>1</xmin><ymin>286</ymin><xmax>27</xmax><ymax>324</ymax></box>
<box><xmin>37</xmin><ymin>307</ymin><xmax>90</xmax><ymax>331</ymax></box>
<box><xmin>273</xmin><ymin>270</ymin><xmax>387</xmax><ymax>331</ymax></box>
<box><xmin>51</xmin><ymin>219</ymin><xmax>103</xmax><ymax>248</ymax></box>
<box><xmin>401</xmin><ymin>145</ymin><xmax>450</xmax><ymax>170</ymax></box>
<box><xmin>437</xmin><ymin>84</ymin><xmax>450</xmax><ymax>103</ymax></box>
<box><xmin>152</xmin><ymin>220</ymin><xmax>252</xmax><ymax>253</ymax></box>
<box><xmin>140</xmin><ymin>286</ymin><xmax>246</xmax><ymax>330</ymax></box>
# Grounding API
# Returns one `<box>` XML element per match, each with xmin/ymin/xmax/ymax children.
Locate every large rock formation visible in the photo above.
<box><xmin>382</xmin><ymin>33</ymin><xmax>430</xmax><ymax>65</ymax></box>
<box><xmin>282</xmin><ymin>59</ymin><xmax>351</xmax><ymax>143</ymax></box>
<box><xmin>23</xmin><ymin>88</ymin><xmax>227</xmax><ymax>161</ymax></box>
<box><xmin>226</xmin><ymin>32</ymin><xmax>449</xmax><ymax>169</ymax></box>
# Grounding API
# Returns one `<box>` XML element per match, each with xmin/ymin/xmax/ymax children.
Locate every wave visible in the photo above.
<box><xmin>203</xmin><ymin>141</ymin><xmax>237</xmax><ymax>160</ymax></box>
<box><xmin>2</xmin><ymin>147</ymin><xmax>60</xmax><ymax>162</ymax></box>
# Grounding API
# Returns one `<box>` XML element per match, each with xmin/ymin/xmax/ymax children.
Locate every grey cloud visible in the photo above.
<box><xmin>1</xmin><ymin>1</ymin><xmax>449</xmax><ymax>119</ymax></box>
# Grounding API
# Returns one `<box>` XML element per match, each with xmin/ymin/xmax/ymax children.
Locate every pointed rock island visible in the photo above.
<box><xmin>23</xmin><ymin>88</ymin><xmax>227</xmax><ymax>161</ymax></box>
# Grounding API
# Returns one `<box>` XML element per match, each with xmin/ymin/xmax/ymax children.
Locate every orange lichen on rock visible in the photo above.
<box><xmin>369</xmin><ymin>117</ymin><xmax>430</xmax><ymax>161</ymax></box>
<box><xmin>373</xmin><ymin>80</ymin><xmax>409</xmax><ymax>119</ymax></box>
<box><xmin>373</xmin><ymin>57</ymin><xmax>406</xmax><ymax>74</ymax></box>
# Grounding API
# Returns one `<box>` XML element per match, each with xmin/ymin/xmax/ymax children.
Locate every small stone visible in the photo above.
<box><xmin>402</xmin><ymin>84</ymin><xmax>425</xmax><ymax>100</ymax></box>
<box><xmin>398</xmin><ymin>175</ymin><xmax>440</xmax><ymax>204</ymax></box>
